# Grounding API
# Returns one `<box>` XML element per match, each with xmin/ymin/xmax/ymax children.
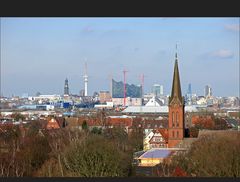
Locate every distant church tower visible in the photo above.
<box><xmin>64</xmin><ymin>78</ymin><xmax>69</xmax><ymax>95</ymax></box>
<box><xmin>168</xmin><ymin>50</ymin><xmax>185</xmax><ymax>148</ymax></box>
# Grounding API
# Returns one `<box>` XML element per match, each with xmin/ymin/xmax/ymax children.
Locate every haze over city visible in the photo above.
<box><xmin>1</xmin><ymin>18</ymin><xmax>239</xmax><ymax>97</ymax></box>
<box><xmin>0</xmin><ymin>17</ymin><xmax>240</xmax><ymax>178</ymax></box>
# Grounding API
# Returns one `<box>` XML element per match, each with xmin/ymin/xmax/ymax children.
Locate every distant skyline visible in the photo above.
<box><xmin>1</xmin><ymin>18</ymin><xmax>239</xmax><ymax>97</ymax></box>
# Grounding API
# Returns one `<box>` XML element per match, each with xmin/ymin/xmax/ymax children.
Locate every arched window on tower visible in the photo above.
<box><xmin>172</xmin><ymin>131</ymin><xmax>175</xmax><ymax>138</ymax></box>
<box><xmin>176</xmin><ymin>112</ymin><xmax>179</xmax><ymax>127</ymax></box>
<box><xmin>172</xmin><ymin>112</ymin><xmax>175</xmax><ymax>127</ymax></box>
<box><xmin>177</xmin><ymin>131</ymin><xmax>179</xmax><ymax>138</ymax></box>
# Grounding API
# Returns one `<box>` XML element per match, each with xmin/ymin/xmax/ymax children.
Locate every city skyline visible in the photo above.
<box><xmin>1</xmin><ymin>18</ymin><xmax>239</xmax><ymax>97</ymax></box>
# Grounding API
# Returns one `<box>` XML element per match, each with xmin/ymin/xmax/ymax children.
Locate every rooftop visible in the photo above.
<box><xmin>139</xmin><ymin>148</ymin><xmax>172</xmax><ymax>159</ymax></box>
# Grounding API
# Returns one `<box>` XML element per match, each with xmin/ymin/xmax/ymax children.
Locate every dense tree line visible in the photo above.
<box><xmin>0</xmin><ymin>123</ymin><xmax>50</xmax><ymax>177</ymax></box>
<box><xmin>0</xmin><ymin>120</ymin><xmax>143</xmax><ymax>177</ymax></box>
<box><xmin>153</xmin><ymin>131</ymin><xmax>240</xmax><ymax>177</ymax></box>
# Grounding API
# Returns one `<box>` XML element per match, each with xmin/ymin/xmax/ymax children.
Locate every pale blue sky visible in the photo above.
<box><xmin>1</xmin><ymin>18</ymin><xmax>239</xmax><ymax>97</ymax></box>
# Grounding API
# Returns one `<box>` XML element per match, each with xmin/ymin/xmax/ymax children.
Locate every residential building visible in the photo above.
<box><xmin>144</xmin><ymin>129</ymin><xmax>168</xmax><ymax>150</ymax></box>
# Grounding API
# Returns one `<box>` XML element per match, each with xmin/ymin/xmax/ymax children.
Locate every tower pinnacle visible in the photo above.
<box><xmin>169</xmin><ymin>48</ymin><xmax>183</xmax><ymax>105</ymax></box>
<box><xmin>175</xmin><ymin>43</ymin><xmax>178</xmax><ymax>60</ymax></box>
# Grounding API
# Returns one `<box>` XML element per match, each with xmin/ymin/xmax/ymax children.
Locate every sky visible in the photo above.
<box><xmin>1</xmin><ymin>18</ymin><xmax>239</xmax><ymax>97</ymax></box>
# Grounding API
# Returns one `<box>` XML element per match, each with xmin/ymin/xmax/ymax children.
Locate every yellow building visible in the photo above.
<box><xmin>138</xmin><ymin>148</ymin><xmax>172</xmax><ymax>166</ymax></box>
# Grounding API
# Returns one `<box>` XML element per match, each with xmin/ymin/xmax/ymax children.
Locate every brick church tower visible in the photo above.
<box><xmin>168</xmin><ymin>51</ymin><xmax>185</xmax><ymax>148</ymax></box>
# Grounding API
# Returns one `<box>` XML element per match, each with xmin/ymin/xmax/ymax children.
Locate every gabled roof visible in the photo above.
<box><xmin>158</xmin><ymin>128</ymin><xmax>169</xmax><ymax>141</ymax></box>
<box><xmin>148</xmin><ymin>129</ymin><xmax>168</xmax><ymax>143</ymax></box>
<box><xmin>46</xmin><ymin>118</ymin><xmax>60</xmax><ymax>129</ymax></box>
<box><xmin>145</xmin><ymin>96</ymin><xmax>163</xmax><ymax>106</ymax></box>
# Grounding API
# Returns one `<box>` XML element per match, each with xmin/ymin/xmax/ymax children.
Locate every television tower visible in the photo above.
<box><xmin>123</xmin><ymin>69</ymin><xmax>128</xmax><ymax>107</ymax></box>
<box><xmin>83</xmin><ymin>62</ymin><xmax>88</xmax><ymax>96</ymax></box>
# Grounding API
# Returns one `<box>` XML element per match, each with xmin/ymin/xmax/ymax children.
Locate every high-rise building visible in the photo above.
<box><xmin>187</xmin><ymin>83</ymin><xmax>192</xmax><ymax>95</ymax></box>
<box><xmin>168</xmin><ymin>52</ymin><xmax>185</xmax><ymax>148</ymax></box>
<box><xmin>160</xmin><ymin>85</ymin><xmax>164</xmax><ymax>96</ymax></box>
<box><xmin>79</xmin><ymin>89</ymin><xmax>85</xmax><ymax>97</ymax></box>
<box><xmin>152</xmin><ymin>84</ymin><xmax>164</xmax><ymax>97</ymax></box>
<box><xmin>186</xmin><ymin>83</ymin><xmax>192</xmax><ymax>105</ymax></box>
<box><xmin>64</xmin><ymin>78</ymin><xmax>69</xmax><ymax>95</ymax></box>
<box><xmin>152</xmin><ymin>84</ymin><xmax>161</xmax><ymax>97</ymax></box>
<box><xmin>204</xmin><ymin>85</ymin><xmax>212</xmax><ymax>97</ymax></box>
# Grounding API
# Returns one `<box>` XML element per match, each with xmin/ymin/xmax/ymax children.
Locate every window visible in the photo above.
<box><xmin>155</xmin><ymin>137</ymin><xmax>161</xmax><ymax>142</ymax></box>
<box><xmin>172</xmin><ymin>131</ymin><xmax>175</xmax><ymax>138</ymax></box>
<box><xmin>177</xmin><ymin>131</ymin><xmax>179</xmax><ymax>138</ymax></box>
<box><xmin>172</xmin><ymin>112</ymin><xmax>175</xmax><ymax>127</ymax></box>
<box><xmin>176</xmin><ymin>112</ymin><xmax>179</xmax><ymax>127</ymax></box>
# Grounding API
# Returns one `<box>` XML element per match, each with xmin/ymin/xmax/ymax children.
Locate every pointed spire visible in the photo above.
<box><xmin>169</xmin><ymin>47</ymin><xmax>183</xmax><ymax>105</ymax></box>
<box><xmin>175</xmin><ymin>43</ymin><xmax>178</xmax><ymax>60</ymax></box>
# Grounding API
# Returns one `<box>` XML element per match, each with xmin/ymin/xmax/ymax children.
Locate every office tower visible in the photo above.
<box><xmin>186</xmin><ymin>83</ymin><xmax>192</xmax><ymax>105</ymax></box>
<box><xmin>80</xmin><ymin>89</ymin><xmax>85</xmax><ymax>97</ymax></box>
<box><xmin>204</xmin><ymin>85</ymin><xmax>212</xmax><ymax>97</ymax></box>
<box><xmin>160</xmin><ymin>85</ymin><xmax>164</xmax><ymax>96</ymax></box>
<box><xmin>187</xmin><ymin>83</ymin><xmax>192</xmax><ymax>95</ymax></box>
<box><xmin>152</xmin><ymin>84</ymin><xmax>161</xmax><ymax>97</ymax></box>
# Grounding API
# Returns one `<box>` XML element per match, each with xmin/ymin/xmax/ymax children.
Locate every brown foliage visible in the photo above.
<box><xmin>172</xmin><ymin>166</ymin><xmax>188</xmax><ymax>177</ymax></box>
<box><xmin>173</xmin><ymin>131</ymin><xmax>240</xmax><ymax>177</ymax></box>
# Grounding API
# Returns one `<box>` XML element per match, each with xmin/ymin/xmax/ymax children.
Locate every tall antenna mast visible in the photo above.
<box><xmin>83</xmin><ymin>60</ymin><xmax>88</xmax><ymax>96</ymax></box>
<box><xmin>84</xmin><ymin>62</ymin><xmax>87</xmax><ymax>75</ymax></box>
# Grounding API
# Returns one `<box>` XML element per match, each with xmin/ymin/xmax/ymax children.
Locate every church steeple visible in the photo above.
<box><xmin>169</xmin><ymin>46</ymin><xmax>183</xmax><ymax>105</ymax></box>
<box><xmin>168</xmin><ymin>46</ymin><xmax>185</xmax><ymax>148</ymax></box>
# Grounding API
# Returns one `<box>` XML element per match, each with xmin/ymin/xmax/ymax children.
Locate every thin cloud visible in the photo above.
<box><xmin>211</xmin><ymin>49</ymin><xmax>234</xmax><ymax>59</ymax></box>
<box><xmin>134</xmin><ymin>47</ymin><xmax>139</xmax><ymax>52</ymax></box>
<box><xmin>101</xmin><ymin>29</ymin><xmax>132</xmax><ymax>37</ymax></box>
<box><xmin>81</xmin><ymin>25</ymin><xmax>94</xmax><ymax>34</ymax></box>
<box><xmin>224</xmin><ymin>24</ymin><xmax>240</xmax><ymax>32</ymax></box>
